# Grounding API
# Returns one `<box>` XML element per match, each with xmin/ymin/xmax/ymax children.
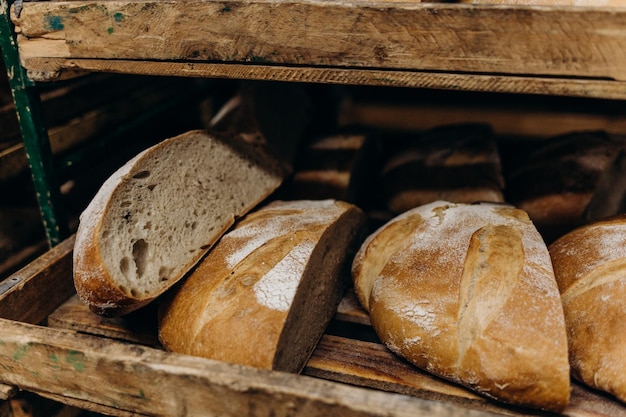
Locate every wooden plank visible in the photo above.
<box><xmin>47</xmin><ymin>295</ymin><xmax>161</xmax><ymax>348</ymax></box>
<box><xmin>340</xmin><ymin>99</ymin><xmax>626</xmax><ymax>138</ymax></box>
<box><xmin>306</xmin><ymin>335</ymin><xmax>626</xmax><ymax>417</ymax></box>
<box><xmin>12</xmin><ymin>1</ymin><xmax>626</xmax><ymax>81</ymax></box>
<box><xmin>0</xmin><ymin>384</ymin><xmax>17</xmax><ymax>401</ymax></box>
<box><xmin>19</xmin><ymin>58</ymin><xmax>626</xmax><ymax>100</ymax></box>
<box><xmin>0</xmin><ymin>235</ymin><xmax>75</xmax><ymax>324</ymax></box>
<box><xmin>46</xmin><ymin>292</ymin><xmax>626</xmax><ymax>417</ymax></box>
<box><xmin>34</xmin><ymin>391</ymin><xmax>141</xmax><ymax>417</ymax></box>
<box><xmin>0</xmin><ymin>318</ymin><xmax>499</xmax><ymax>417</ymax></box>
<box><xmin>335</xmin><ymin>288</ymin><xmax>371</xmax><ymax>326</ymax></box>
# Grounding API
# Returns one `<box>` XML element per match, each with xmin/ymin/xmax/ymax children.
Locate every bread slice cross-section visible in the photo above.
<box><xmin>73</xmin><ymin>130</ymin><xmax>287</xmax><ymax>316</ymax></box>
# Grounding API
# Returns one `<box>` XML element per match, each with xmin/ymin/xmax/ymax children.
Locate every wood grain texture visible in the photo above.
<box><xmin>11</xmin><ymin>1</ymin><xmax>626</xmax><ymax>82</ymax></box>
<box><xmin>0</xmin><ymin>236</ymin><xmax>75</xmax><ymax>324</ymax></box>
<box><xmin>339</xmin><ymin>100</ymin><xmax>626</xmax><ymax>138</ymax></box>
<box><xmin>18</xmin><ymin>58</ymin><xmax>626</xmax><ymax>100</ymax></box>
<box><xmin>45</xmin><ymin>291</ymin><xmax>626</xmax><ymax>416</ymax></box>
<box><xmin>0</xmin><ymin>318</ymin><xmax>499</xmax><ymax>417</ymax></box>
<box><xmin>47</xmin><ymin>295</ymin><xmax>161</xmax><ymax>348</ymax></box>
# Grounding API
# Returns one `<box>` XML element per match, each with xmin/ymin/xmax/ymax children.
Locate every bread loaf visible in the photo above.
<box><xmin>379</xmin><ymin>124</ymin><xmax>504</xmax><ymax>214</ymax></box>
<box><xmin>549</xmin><ymin>216</ymin><xmax>626</xmax><ymax>404</ymax></box>
<box><xmin>210</xmin><ymin>81</ymin><xmax>312</xmax><ymax>172</ymax></box>
<box><xmin>282</xmin><ymin>128</ymin><xmax>379</xmax><ymax>206</ymax></box>
<box><xmin>158</xmin><ymin>199</ymin><xmax>366</xmax><ymax>372</ymax></box>
<box><xmin>73</xmin><ymin>130</ymin><xmax>287</xmax><ymax>316</ymax></box>
<box><xmin>352</xmin><ymin>201</ymin><xmax>570</xmax><ymax>412</ymax></box>
<box><xmin>505</xmin><ymin>131</ymin><xmax>626</xmax><ymax>243</ymax></box>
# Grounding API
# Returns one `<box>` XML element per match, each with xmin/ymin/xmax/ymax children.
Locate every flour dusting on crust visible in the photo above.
<box><xmin>254</xmin><ymin>240</ymin><xmax>316</xmax><ymax>311</ymax></box>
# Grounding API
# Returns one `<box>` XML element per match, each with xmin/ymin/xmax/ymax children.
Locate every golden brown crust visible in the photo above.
<box><xmin>549</xmin><ymin>217</ymin><xmax>626</xmax><ymax>403</ymax></box>
<box><xmin>158</xmin><ymin>200</ymin><xmax>366</xmax><ymax>372</ymax></box>
<box><xmin>355</xmin><ymin>201</ymin><xmax>570</xmax><ymax>412</ymax></box>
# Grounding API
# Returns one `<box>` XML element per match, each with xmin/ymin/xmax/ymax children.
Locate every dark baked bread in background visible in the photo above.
<box><xmin>505</xmin><ymin>131</ymin><xmax>626</xmax><ymax>243</ymax></box>
<box><xmin>378</xmin><ymin>124</ymin><xmax>505</xmax><ymax>214</ymax></box>
<box><xmin>279</xmin><ymin>126</ymin><xmax>380</xmax><ymax>208</ymax></box>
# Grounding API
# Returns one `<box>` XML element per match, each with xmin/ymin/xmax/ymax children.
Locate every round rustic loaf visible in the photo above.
<box><xmin>549</xmin><ymin>216</ymin><xmax>626</xmax><ymax>404</ymax></box>
<box><xmin>352</xmin><ymin>200</ymin><xmax>570</xmax><ymax>412</ymax></box>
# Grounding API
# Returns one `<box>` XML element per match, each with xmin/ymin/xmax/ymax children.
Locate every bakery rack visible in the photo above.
<box><xmin>1</xmin><ymin>0</ymin><xmax>626</xmax><ymax>415</ymax></box>
<box><xmin>3</xmin><ymin>0</ymin><xmax>626</xmax><ymax>245</ymax></box>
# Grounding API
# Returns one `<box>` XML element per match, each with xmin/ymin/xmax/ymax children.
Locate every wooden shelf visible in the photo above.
<box><xmin>0</xmin><ymin>236</ymin><xmax>625</xmax><ymax>417</ymax></box>
<box><xmin>11</xmin><ymin>1</ymin><xmax>626</xmax><ymax>99</ymax></box>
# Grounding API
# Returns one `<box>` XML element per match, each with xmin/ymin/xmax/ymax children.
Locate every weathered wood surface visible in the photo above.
<box><xmin>339</xmin><ymin>95</ymin><xmax>626</xmax><ymax>138</ymax></box>
<box><xmin>46</xmin><ymin>291</ymin><xmax>626</xmax><ymax>417</ymax></box>
<box><xmin>19</xmin><ymin>58</ymin><xmax>626</xmax><ymax>100</ymax></box>
<box><xmin>48</xmin><ymin>295</ymin><xmax>161</xmax><ymax>348</ymax></box>
<box><xmin>0</xmin><ymin>384</ymin><xmax>17</xmax><ymax>401</ymax></box>
<box><xmin>0</xmin><ymin>318</ymin><xmax>501</xmax><ymax>417</ymax></box>
<box><xmin>0</xmin><ymin>235</ymin><xmax>75</xmax><ymax>324</ymax></box>
<box><xmin>10</xmin><ymin>1</ymin><xmax>626</xmax><ymax>92</ymax></box>
<box><xmin>0</xmin><ymin>78</ymin><xmax>198</xmax><ymax>182</ymax></box>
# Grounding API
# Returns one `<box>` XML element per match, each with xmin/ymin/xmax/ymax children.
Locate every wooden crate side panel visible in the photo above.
<box><xmin>12</xmin><ymin>1</ymin><xmax>626</xmax><ymax>80</ymax></box>
<box><xmin>18</xmin><ymin>58</ymin><xmax>626</xmax><ymax>100</ymax></box>
<box><xmin>0</xmin><ymin>318</ymin><xmax>497</xmax><ymax>417</ymax></box>
<box><xmin>0</xmin><ymin>236</ymin><xmax>75</xmax><ymax>324</ymax></box>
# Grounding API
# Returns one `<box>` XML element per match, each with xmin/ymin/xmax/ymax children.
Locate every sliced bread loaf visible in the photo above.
<box><xmin>73</xmin><ymin>130</ymin><xmax>287</xmax><ymax>316</ymax></box>
<box><xmin>158</xmin><ymin>199</ymin><xmax>366</xmax><ymax>372</ymax></box>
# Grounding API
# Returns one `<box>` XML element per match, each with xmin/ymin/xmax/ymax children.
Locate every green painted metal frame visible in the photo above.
<box><xmin>0</xmin><ymin>0</ymin><xmax>69</xmax><ymax>247</ymax></box>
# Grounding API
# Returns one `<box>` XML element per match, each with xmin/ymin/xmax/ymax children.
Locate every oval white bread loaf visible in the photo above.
<box><xmin>158</xmin><ymin>199</ymin><xmax>366</xmax><ymax>372</ymax></box>
<box><xmin>73</xmin><ymin>130</ymin><xmax>286</xmax><ymax>316</ymax></box>
<box><xmin>352</xmin><ymin>201</ymin><xmax>570</xmax><ymax>412</ymax></box>
<box><xmin>549</xmin><ymin>216</ymin><xmax>626</xmax><ymax>404</ymax></box>
<box><xmin>505</xmin><ymin>131</ymin><xmax>626</xmax><ymax>243</ymax></box>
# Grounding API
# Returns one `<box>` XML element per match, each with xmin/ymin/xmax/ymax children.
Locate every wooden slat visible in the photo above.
<box><xmin>47</xmin><ymin>295</ymin><xmax>161</xmax><ymax>348</ymax></box>
<box><xmin>17</xmin><ymin>58</ymin><xmax>626</xmax><ymax>100</ymax></box>
<box><xmin>46</xmin><ymin>292</ymin><xmax>626</xmax><ymax>417</ymax></box>
<box><xmin>12</xmin><ymin>1</ymin><xmax>626</xmax><ymax>81</ymax></box>
<box><xmin>307</xmin><ymin>335</ymin><xmax>626</xmax><ymax>417</ymax></box>
<box><xmin>0</xmin><ymin>80</ymin><xmax>194</xmax><ymax>182</ymax></box>
<box><xmin>0</xmin><ymin>318</ymin><xmax>499</xmax><ymax>417</ymax></box>
<box><xmin>0</xmin><ymin>235</ymin><xmax>75</xmax><ymax>324</ymax></box>
<box><xmin>340</xmin><ymin>100</ymin><xmax>626</xmax><ymax>138</ymax></box>
<box><xmin>0</xmin><ymin>384</ymin><xmax>17</xmax><ymax>401</ymax></box>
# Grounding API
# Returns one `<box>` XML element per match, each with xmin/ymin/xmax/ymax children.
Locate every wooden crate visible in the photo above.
<box><xmin>9</xmin><ymin>0</ymin><xmax>626</xmax><ymax>100</ymax></box>
<box><xmin>0</xmin><ymin>236</ymin><xmax>624</xmax><ymax>416</ymax></box>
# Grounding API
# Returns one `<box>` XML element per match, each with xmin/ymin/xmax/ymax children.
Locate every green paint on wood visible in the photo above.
<box><xmin>221</xmin><ymin>6</ymin><xmax>231</xmax><ymax>12</ymax></box>
<box><xmin>113</xmin><ymin>12</ymin><xmax>125</xmax><ymax>22</ymax></box>
<box><xmin>65</xmin><ymin>350</ymin><xmax>86</xmax><ymax>372</ymax></box>
<box><xmin>13</xmin><ymin>345</ymin><xmax>29</xmax><ymax>360</ymax></box>
<box><xmin>1</xmin><ymin>0</ymin><xmax>70</xmax><ymax>246</ymax></box>
<box><xmin>107</xmin><ymin>27</ymin><xmax>114</xmax><ymax>34</ymax></box>
<box><xmin>43</xmin><ymin>15</ymin><xmax>64</xmax><ymax>31</ymax></box>
<box><xmin>49</xmin><ymin>353</ymin><xmax>61</xmax><ymax>369</ymax></box>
